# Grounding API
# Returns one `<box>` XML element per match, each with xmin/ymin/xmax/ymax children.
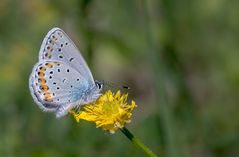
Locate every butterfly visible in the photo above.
<box><xmin>29</xmin><ymin>27</ymin><xmax>103</xmax><ymax>118</ymax></box>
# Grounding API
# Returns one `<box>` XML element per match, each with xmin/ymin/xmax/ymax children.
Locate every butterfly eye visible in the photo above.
<box><xmin>95</xmin><ymin>81</ymin><xmax>103</xmax><ymax>90</ymax></box>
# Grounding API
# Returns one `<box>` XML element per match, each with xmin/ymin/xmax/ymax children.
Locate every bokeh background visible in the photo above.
<box><xmin>0</xmin><ymin>0</ymin><xmax>239</xmax><ymax>157</ymax></box>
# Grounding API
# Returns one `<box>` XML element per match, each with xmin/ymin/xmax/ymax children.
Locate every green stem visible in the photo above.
<box><xmin>120</xmin><ymin>127</ymin><xmax>158</xmax><ymax>157</ymax></box>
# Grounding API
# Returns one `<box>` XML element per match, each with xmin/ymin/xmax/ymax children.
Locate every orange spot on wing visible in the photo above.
<box><xmin>41</xmin><ymin>67</ymin><xmax>46</xmax><ymax>71</ymax></box>
<box><xmin>46</xmin><ymin>63</ymin><xmax>53</xmax><ymax>68</ymax></box>
<box><xmin>39</xmin><ymin>78</ymin><xmax>46</xmax><ymax>83</ymax></box>
<box><xmin>44</xmin><ymin>92</ymin><xmax>52</xmax><ymax>102</ymax></box>
<box><xmin>41</xmin><ymin>85</ymin><xmax>49</xmax><ymax>91</ymax></box>
<box><xmin>38</xmin><ymin>72</ymin><xmax>44</xmax><ymax>77</ymax></box>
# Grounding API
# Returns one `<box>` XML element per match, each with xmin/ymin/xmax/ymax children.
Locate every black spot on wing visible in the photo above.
<box><xmin>43</xmin><ymin>103</ymin><xmax>58</xmax><ymax>109</ymax></box>
<box><xmin>69</xmin><ymin>58</ymin><xmax>74</xmax><ymax>62</ymax></box>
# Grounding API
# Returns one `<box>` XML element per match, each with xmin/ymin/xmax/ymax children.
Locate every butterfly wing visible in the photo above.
<box><xmin>38</xmin><ymin>27</ymin><xmax>94</xmax><ymax>85</ymax></box>
<box><xmin>29</xmin><ymin>60</ymin><xmax>90</xmax><ymax>112</ymax></box>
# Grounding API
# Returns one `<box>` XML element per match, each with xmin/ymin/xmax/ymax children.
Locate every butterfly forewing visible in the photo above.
<box><xmin>38</xmin><ymin>27</ymin><xmax>94</xmax><ymax>85</ymax></box>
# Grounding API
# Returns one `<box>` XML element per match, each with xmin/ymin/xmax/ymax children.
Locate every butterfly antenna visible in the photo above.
<box><xmin>122</xmin><ymin>85</ymin><xmax>130</xmax><ymax>90</ymax></box>
<box><xmin>104</xmin><ymin>81</ymin><xmax>130</xmax><ymax>90</ymax></box>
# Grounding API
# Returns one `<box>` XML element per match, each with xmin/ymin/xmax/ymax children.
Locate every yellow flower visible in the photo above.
<box><xmin>70</xmin><ymin>90</ymin><xmax>137</xmax><ymax>133</ymax></box>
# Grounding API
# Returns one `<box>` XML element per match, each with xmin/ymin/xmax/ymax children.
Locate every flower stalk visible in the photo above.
<box><xmin>120</xmin><ymin>127</ymin><xmax>158</xmax><ymax>157</ymax></box>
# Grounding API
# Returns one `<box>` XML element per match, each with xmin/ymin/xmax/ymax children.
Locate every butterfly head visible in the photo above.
<box><xmin>95</xmin><ymin>80</ymin><xmax>104</xmax><ymax>91</ymax></box>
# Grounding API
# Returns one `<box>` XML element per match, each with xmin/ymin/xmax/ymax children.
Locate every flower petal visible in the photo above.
<box><xmin>70</xmin><ymin>90</ymin><xmax>137</xmax><ymax>133</ymax></box>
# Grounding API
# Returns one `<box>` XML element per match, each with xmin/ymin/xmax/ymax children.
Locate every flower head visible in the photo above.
<box><xmin>70</xmin><ymin>90</ymin><xmax>137</xmax><ymax>133</ymax></box>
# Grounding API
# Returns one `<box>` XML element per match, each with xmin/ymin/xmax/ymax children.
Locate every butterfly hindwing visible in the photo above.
<box><xmin>29</xmin><ymin>60</ymin><xmax>90</xmax><ymax>112</ymax></box>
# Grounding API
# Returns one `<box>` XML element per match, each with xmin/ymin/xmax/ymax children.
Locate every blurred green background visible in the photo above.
<box><xmin>0</xmin><ymin>0</ymin><xmax>239</xmax><ymax>157</ymax></box>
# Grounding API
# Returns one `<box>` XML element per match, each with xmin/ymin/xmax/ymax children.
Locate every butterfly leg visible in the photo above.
<box><xmin>92</xmin><ymin>93</ymin><xmax>102</xmax><ymax>101</ymax></box>
<box><xmin>55</xmin><ymin>104</ymin><xmax>73</xmax><ymax>118</ymax></box>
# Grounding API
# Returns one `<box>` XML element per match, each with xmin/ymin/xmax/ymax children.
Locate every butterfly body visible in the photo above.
<box><xmin>29</xmin><ymin>27</ymin><xmax>103</xmax><ymax>118</ymax></box>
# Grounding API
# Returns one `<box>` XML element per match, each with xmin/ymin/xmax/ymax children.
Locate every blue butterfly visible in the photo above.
<box><xmin>29</xmin><ymin>27</ymin><xmax>103</xmax><ymax>118</ymax></box>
